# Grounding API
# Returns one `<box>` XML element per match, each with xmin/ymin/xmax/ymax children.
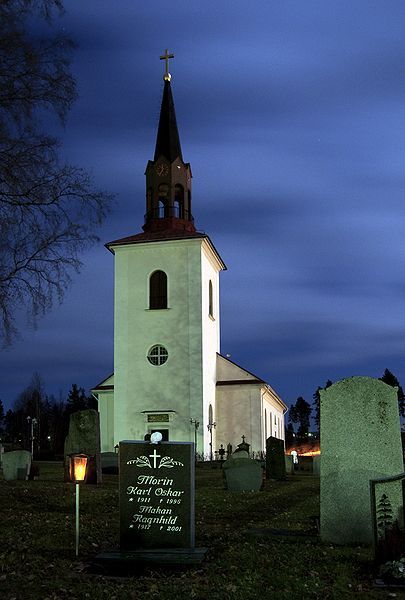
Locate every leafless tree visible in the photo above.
<box><xmin>0</xmin><ymin>0</ymin><xmax>113</xmax><ymax>343</ymax></box>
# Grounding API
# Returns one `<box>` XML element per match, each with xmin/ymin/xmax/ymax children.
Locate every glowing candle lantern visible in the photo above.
<box><xmin>70</xmin><ymin>454</ymin><xmax>88</xmax><ymax>482</ymax></box>
<box><xmin>69</xmin><ymin>453</ymin><xmax>89</xmax><ymax>556</ymax></box>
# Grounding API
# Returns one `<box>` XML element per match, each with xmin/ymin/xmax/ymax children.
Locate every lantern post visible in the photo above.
<box><xmin>69</xmin><ymin>454</ymin><xmax>88</xmax><ymax>556</ymax></box>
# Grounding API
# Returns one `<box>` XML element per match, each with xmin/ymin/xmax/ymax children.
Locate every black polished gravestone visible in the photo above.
<box><xmin>120</xmin><ymin>441</ymin><xmax>194</xmax><ymax>550</ymax></box>
<box><xmin>95</xmin><ymin>440</ymin><xmax>207</xmax><ymax>570</ymax></box>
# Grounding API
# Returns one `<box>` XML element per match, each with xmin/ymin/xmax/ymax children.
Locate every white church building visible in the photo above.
<box><xmin>92</xmin><ymin>58</ymin><xmax>287</xmax><ymax>458</ymax></box>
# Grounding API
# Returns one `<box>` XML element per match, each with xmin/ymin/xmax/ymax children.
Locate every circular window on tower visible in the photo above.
<box><xmin>147</xmin><ymin>345</ymin><xmax>168</xmax><ymax>366</ymax></box>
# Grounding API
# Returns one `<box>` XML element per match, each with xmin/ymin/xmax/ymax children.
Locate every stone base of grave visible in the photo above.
<box><xmin>93</xmin><ymin>548</ymin><xmax>208</xmax><ymax>571</ymax></box>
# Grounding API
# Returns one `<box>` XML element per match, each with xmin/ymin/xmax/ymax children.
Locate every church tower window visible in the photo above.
<box><xmin>174</xmin><ymin>184</ymin><xmax>184</xmax><ymax>218</ymax></box>
<box><xmin>208</xmin><ymin>280</ymin><xmax>214</xmax><ymax>318</ymax></box>
<box><xmin>149</xmin><ymin>270</ymin><xmax>167</xmax><ymax>309</ymax></box>
<box><xmin>147</xmin><ymin>345</ymin><xmax>168</xmax><ymax>366</ymax></box>
<box><xmin>158</xmin><ymin>184</ymin><xmax>169</xmax><ymax>218</ymax></box>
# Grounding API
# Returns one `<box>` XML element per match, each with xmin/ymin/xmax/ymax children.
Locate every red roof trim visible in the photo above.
<box><xmin>93</xmin><ymin>385</ymin><xmax>114</xmax><ymax>391</ymax></box>
<box><xmin>216</xmin><ymin>380</ymin><xmax>263</xmax><ymax>386</ymax></box>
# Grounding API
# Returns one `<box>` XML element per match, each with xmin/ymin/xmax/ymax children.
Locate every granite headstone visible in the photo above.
<box><xmin>2</xmin><ymin>450</ymin><xmax>31</xmax><ymax>481</ymax></box>
<box><xmin>320</xmin><ymin>377</ymin><xmax>403</xmax><ymax>545</ymax></box>
<box><xmin>101</xmin><ymin>452</ymin><xmax>118</xmax><ymax>474</ymax></box>
<box><xmin>266</xmin><ymin>436</ymin><xmax>286</xmax><ymax>480</ymax></box>
<box><xmin>119</xmin><ymin>440</ymin><xmax>195</xmax><ymax>550</ymax></box>
<box><xmin>223</xmin><ymin>450</ymin><xmax>262</xmax><ymax>491</ymax></box>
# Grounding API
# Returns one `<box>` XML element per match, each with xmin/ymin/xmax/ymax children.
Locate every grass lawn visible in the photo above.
<box><xmin>0</xmin><ymin>463</ymin><xmax>402</xmax><ymax>600</ymax></box>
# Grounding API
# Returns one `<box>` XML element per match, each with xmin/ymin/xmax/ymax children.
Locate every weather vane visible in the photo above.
<box><xmin>160</xmin><ymin>49</ymin><xmax>174</xmax><ymax>81</ymax></box>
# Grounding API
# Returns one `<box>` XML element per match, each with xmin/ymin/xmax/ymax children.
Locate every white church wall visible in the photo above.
<box><xmin>200</xmin><ymin>240</ymin><xmax>222</xmax><ymax>457</ymax></box>
<box><xmin>216</xmin><ymin>384</ymin><xmax>263</xmax><ymax>453</ymax></box>
<box><xmin>113</xmin><ymin>237</ymin><xmax>217</xmax><ymax>447</ymax></box>
<box><xmin>98</xmin><ymin>390</ymin><xmax>114</xmax><ymax>452</ymax></box>
<box><xmin>262</xmin><ymin>389</ymin><xmax>286</xmax><ymax>450</ymax></box>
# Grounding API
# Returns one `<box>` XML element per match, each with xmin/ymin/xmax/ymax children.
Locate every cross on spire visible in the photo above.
<box><xmin>160</xmin><ymin>49</ymin><xmax>174</xmax><ymax>81</ymax></box>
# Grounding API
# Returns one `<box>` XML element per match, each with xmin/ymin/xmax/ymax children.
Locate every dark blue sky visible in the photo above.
<box><xmin>3</xmin><ymin>1</ymin><xmax>405</xmax><ymax>412</ymax></box>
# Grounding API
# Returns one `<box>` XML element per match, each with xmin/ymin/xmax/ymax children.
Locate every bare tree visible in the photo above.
<box><xmin>0</xmin><ymin>0</ymin><xmax>113</xmax><ymax>343</ymax></box>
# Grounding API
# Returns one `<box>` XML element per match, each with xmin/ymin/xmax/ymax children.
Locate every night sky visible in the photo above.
<box><xmin>3</xmin><ymin>1</ymin><xmax>405</xmax><ymax>413</ymax></box>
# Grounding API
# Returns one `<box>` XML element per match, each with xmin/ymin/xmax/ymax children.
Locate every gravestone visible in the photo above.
<box><xmin>266</xmin><ymin>436</ymin><xmax>286</xmax><ymax>480</ymax></box>
<box><xmin>101</xmin><ymin>452</ymin><xmax>118</xmax><ymax>473</ymax></box>
<box><xmin>223</xmin><ymin>450</ymin><xmax>262</xmax><ymax>491</ymax></box>
<box><xmin>320</xmin><ymin>377</ymin><xmax>403</xmax><ymax>545</ymax></box>
<box><xmin>370</xmin><ymin>472</ymin><xmax>405</xmax><ymax>562</ymax></box>
<box><xmin>95</xmin><ymin>439</ymin><xmax>206</xmax><ymax>568</ymax></box>
<box><xmin>285</xmin><ymin>455</ymin><xmax>294</xmax><ymax>475</ymax></box>
<box><xmin>2</xmin><ymin>450</ymin><xmax>31</xmax><ymax>481</ymax></box>
<box><xmin>312</xmin><ymin>455</ymin><xmax>321</xmax><ymax>476</ymax></box>
<box><xmin>64</xmin><ymin>409</ymin><xmax>101</xmax><ymax>484</ymax></box>
<box><xmin>120</xmin><ymin>440</ymin><xmax>195</xmax><ymax>550</ymax></box>
<box><xmin>235</xmin><ymin>435</ymin><xmax>250</xmax><ymax>455</ymax></box>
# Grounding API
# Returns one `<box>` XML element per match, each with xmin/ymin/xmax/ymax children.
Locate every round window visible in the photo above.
<box><xmin>147</xmin><ymin>345</ymin><xmax>168</xmax><ymax>366</ymax></box>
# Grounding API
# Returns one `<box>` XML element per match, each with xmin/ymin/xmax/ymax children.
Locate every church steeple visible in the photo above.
<box><xmin>143</xmin><ymin>51</ymin><xmax>195</xmax><ymax>233</ymax></box>
<box><xmin>154</xmin><ymin>80</ymin><xmax>183</xmax><ymax>163</ymax></box>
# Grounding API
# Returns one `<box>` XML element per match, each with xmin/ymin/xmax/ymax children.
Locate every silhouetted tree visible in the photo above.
<box><xmin>0</xmin><ymin>0</ymin><xmax>112</xmax><ymax>344</ymax></box>
<box><xmin>285</xmin><ymin>422</ymin><xmax>295</xmax><ymax>447</ymax></box>
<box><xmin>379</xmin><ymin>368</ymin><xmax>405</xmax><ymax>417</ymax></box>
<box><xmin>312</xmin><ymin>379</ymin><xmax>333</xmax><ymax>432</ymax></box>
<box><xmin>86</xmin><ymin>393</ymin><xmax>98</xmax><ymax>411</ymax></box>
<box><xmin>65</xmin><ymin>383</ymin><xmax>87</xmax><ymax>415</ymax></box>
<box><xmin>289</xmin><ymin>396</ymin><xmax>312</xmax><ymax>439</ymax></box>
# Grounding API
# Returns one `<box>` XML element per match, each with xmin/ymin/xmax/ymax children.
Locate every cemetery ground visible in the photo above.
<box><xmin>0</xmin><ymin>464</ymin><xmax>403</xmax><ymax>600</ymax></box>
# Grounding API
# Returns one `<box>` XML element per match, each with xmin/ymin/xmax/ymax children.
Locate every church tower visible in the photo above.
<box><xmin>105</xmin><ymin>53</ymin><xmax>226</xmax><ymax>456</ymax></box>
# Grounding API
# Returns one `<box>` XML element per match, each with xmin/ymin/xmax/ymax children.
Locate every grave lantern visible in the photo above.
<box><xmin>69</xmin><ymin>453</ymin><xmax>88</xmax><ymax>556</ymax></box>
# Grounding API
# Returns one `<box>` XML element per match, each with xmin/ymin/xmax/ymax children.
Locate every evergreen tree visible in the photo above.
<box><xmin>379</xmin><ymin>368</ymin><xmax>405</xmax><ymax>417</ymax></box>
<box><xmin>66</xmin><ymin>383</ymin><xmax>87</xmax><ymax>414</ymax></box>
<box><xmin>285</xmin><ymin>422</ymin><xmax>295</xmax><ymax>447</ymax></box>
<box><xmin>0</xmin><ymin>399</ymin><xmax>4</xmax><ymax>437</ymax></box>
<box><xmin>86</xmin><ymin>392</ymin><xmax>98</xmax><ymax>411</ymax></box>
<box><xmin>289</xmin><ymin>396</ymin><xmax>312</xmax><ymax>439</ymax></box>
<box><xmin>312</xmin><ymin>379</ymin><xmax>333</xmax><ymax>432</ymax></box>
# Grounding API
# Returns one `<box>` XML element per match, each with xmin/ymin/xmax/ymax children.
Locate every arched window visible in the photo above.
<box><xmin>208</xmin><ymin>404</ymin><xmax>213</xmax><ymax>424</ymax></box>
<box><xmin>174</xmin><ymin>184</ymin><xmax>184</xmax><ymax>218</ymax></box>
<box><xmin>149</xmin><ymin>270</ymin><xmax>167</xmax><ymax>309</ymax></box>
<box><xmin>208</xmin><ymin>280</ymin><xmax>213</xmax><ymax>318</ymax></box>
<box><xmin>158</xmin><ymin>184</ymin><xmax>169</xmax><ymax>218</ymax></box>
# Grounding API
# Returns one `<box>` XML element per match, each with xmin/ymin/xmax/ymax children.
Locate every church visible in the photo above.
<box><xmin>92</xmin><ymin>53</ymin><xmax>287</xmax><ymax>458</ymax></box>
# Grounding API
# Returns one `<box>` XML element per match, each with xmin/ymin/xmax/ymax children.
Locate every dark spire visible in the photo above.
<box><xmin>143</xmin><ymin>55</ymin><xmax>194</xmax><ymax>234</ymax></box>
<box><xmin>154</xmin><ymin>80</ymin><xmax>183</xmax><ymax>163</ymax></box>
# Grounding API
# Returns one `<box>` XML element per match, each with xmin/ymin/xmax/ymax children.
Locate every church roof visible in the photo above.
<box><xmin>106</xmin><ymin>229</ymin><xmax>205</xmax><ymax>247</ymax></box>
<box><xmin>92</xmin><ymin>372</ymin><xmax>114</xmax><ymax>391</ymax></box>
<box><xmin>106</xmin><ymin>230</ymin><xmax>227</xmax><ymax>270</ymax></box>
<box><xmin>154</xmin><ymin>79</ymin><xmax>183</xmax><ymax>162</ymax></box>
<box><xmin>216</xmin><ymin>353</ymin><xmax>287</xmax><ymax>410</ymax></box>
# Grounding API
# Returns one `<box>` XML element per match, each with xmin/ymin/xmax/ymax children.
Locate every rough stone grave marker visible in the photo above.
<box><xmin>320</xmin><ymin>377</ymin><xmax>403</xmax><ymax>545</ymax></box>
